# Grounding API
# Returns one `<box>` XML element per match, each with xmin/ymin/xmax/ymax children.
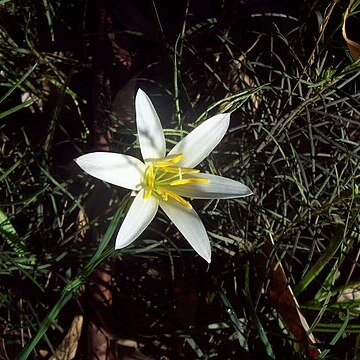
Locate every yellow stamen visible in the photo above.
<box><xmin>156</xmin><ymin>187</ymin><xmax>168</xmax><ymax>201</ymax></box>
<box><xmin>160</xmin><ymin>167</ymin><xmax>200</xmax><ymax>174</ymax></box>
<box><xmin>144</xmin><ymin>187</ymin><xmax>152</xmax><ymax>199</ymax></box>
<box><xmin>170</xmin><ymin>178</ymin><xmax>209</xmax><ymax>186</ymax></box>
<box><xmin>152</xmin><ymin>154</ymin><xmax>184</xmax><ymax>167</ymax></box>
<box><xmin>144</xmin><ymin>165</ymin><xmax>154</xmax><ymax>199</ymax></box>
<box><xmin>160</xmin><ymin>188</ymin><xmax>192</xmax><ymax>208</ymax></box>
<box><xmin>142</xmin><ymin>153</ymin><xmax>208</xmax><ymax>209</ymax></box>
<box><xmin>147</xmin><ymin>165</ymin><xmax>155</xmax><ymax>188</ymax></box>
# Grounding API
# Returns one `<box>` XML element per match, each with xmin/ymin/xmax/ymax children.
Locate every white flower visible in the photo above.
<box><xmin>75</xmin><ymin>89</ymin><xmax>252</xmax><ymax>263</ymax></box>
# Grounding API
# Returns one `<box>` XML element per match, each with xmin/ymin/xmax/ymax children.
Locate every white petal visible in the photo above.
<box><xmin>135</xmin><ymin>89</ymin><xmax>166</xmax><ymax>162</ymax></box>
<box><xmin>160</xmin><ymin>200</ymin><xmax>211</xmax><ymax>263</ymax></box>
<box><xmin>75</xmin><ymin>152</ymin><xmax>145</xmax><ymax>190</ymax></box>
<box><xmin>173</xmin><ymin>173</ymin><xmax>253</xmax><ymax>199</ymax></box>
<box><xmin>167</xmin><ymin>113</ymin><xmax>230</xmax><ymax>168</ymax></box>
<box><xmin>115</xmin><ymin>190</ymin><xmax>159</xmax><ymax>249</ymax></box>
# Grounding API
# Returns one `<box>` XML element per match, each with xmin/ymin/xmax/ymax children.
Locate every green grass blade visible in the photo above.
<box><xmin>244</xmin><ymin>262</ymin><xmax>275</xmax><ymax>359</ymax></box>
<box><xmin>0</xmin><ymin>99</ymin><xmax>34</xmax><ymax>120</ymax></box>
<box><xmin>15</xmin><ymin>205</ymin><xmax>125</xmax><ymax>360</ymax></box>
<box><xmin>294</xmin><ymin>224</ymin><xmax>345</xmax><ymax>297</ymax></box>
<box><xmin>0</xmin><ymin>208</ymin><xmax>26</xmax><ymax>256</ymax></box>
<box><xmin>318</xmin><ymin>310</ymin><xmax>350</xmax><ymax>359</ymax></box>
<box><xmin>215</xmin><ymin>279</ymin><xmax>249</xmax><ymax>352</ymax></box>
<box><xmin>0</xmin><ymin>63</ymin><xmax>37</xmax><ymax>104</ymax></box>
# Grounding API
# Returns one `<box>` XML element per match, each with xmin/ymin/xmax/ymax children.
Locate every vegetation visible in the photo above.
<box><xmin>0</xmin><ymin>1</ymin><xmax>359</xmax><ymax>359</ymax></box>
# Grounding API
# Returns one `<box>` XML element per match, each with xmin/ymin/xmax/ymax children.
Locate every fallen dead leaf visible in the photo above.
<box><xmin>263</xmin><ymin>234</ymin><xmax>321</xmax><ymax>359</ymax></box>
<box><xmin>342</xmin><ymin>0</ymin><xmax>360</xmax><ymax>59</ymax></box>
<box><xmin>49</xmin><ymin>314</ymin><xmax>83</xmax><ymax>360</ymax></box>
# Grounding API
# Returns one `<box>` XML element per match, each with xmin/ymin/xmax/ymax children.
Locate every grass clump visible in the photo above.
<box><xmin>1</xmin><ymin>0</ymin><xmax>359</xmax><ymax>359</ymax></box>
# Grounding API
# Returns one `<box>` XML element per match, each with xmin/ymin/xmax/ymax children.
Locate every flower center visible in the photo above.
<box><xmin>142</xmin><ymin>154</ymin><xmax>209</xmax><ymax>208</ymax></box>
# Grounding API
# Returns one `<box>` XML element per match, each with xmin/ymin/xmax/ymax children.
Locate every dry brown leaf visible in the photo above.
<box><xmin>342</xmin><ymin>0</ymin><xmax>360</xmax><ymax>59</ymax></box>
<box><xmin>49</xmin><ymin>314</ymin><xmax>83</xmax><ymax>360</ymax></box>
<box><xmin>264</xmin><ymin>235</ymin><xmax>321</xmax><ymax>359</ymax></box>
<box><xmin>226</xmin><ymin>38</ymin><xmax>262</xmax><ymax>113</ymax></box>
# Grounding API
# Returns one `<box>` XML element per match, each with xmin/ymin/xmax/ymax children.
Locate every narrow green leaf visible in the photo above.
<box><xmin>318</xmin><ymin>310</ymin><xmax>350</xmax><ymax>359</ymax></box>
<box><xmin>0</xmin><ymin>208</ymin><xmax>26</xmax><ymax>256</ymax></box>
<box><xmin>244</xmin><ymin>262</ymin><xmax>275</xmax><ymax>359</ymax></box>
<box><xmin>0</xmin><ymin>157</ymin><xmax>23</xmax><ymax>182</ymax></box>
<box><xmin>0</xmin><ymin>99</ymin><xmax>34</xmax><ymax>120</ymax></box>
<box><xmin>294</xmin><ymin>224</ymin><xmax>345</xmax><ymax>296</ymax></box>
<box><xmin>0</xmin><ymin>63</ymin><xmax>38</xmax><ymax>104</ymax></box>
<box><xmin>16</xmin><ymin>201</ymin><xmax>128</xmax><ymax>360</ymax></box>
<box><xmin>215</xmin><ymin>279</ymin><xmax>249</xmax><ymax>352</ymax></box>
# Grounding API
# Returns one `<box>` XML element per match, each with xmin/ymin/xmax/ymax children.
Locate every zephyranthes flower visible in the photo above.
<box><xmin>75</xmin><ymin>89</ymin><xmax>252</xmax><ymax>262</ymax></box>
